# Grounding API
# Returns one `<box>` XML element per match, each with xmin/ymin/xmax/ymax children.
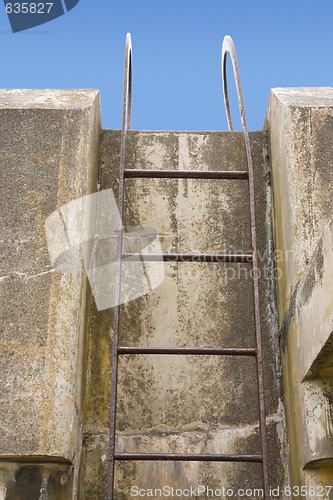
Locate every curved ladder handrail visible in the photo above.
<box><xmin>222</xmin><ymin>35</ymin><xmax>251</xmax><ymax>156</ymax></box>
<box><xmin>222</xmin><ymin>35</ymin><xmax>271</xmax><ymax>500</ymax></box>
<box><xmin>122</xmin><ymin>32</ymin><xmax>132</xmax><ymax>134</ymax></box>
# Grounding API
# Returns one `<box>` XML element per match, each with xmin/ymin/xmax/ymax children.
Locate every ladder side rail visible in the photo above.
<box><xmin>221</xmin><ymin>35</ymin><xmax>270</xmax><ymax>500</ymax></box>
<box><xmin>107</xmin><ymin>32</ymin><xmax>132</xmax><ymax>500</ymax></box>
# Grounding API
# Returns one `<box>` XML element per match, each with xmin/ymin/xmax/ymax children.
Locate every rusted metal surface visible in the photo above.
<box><xmin>222</xmin><ymin>35</ymin><xmax>270</xmax><ymax>499</ymax></box>
<box><xmin>114</xmin><ymin>453</ymin><xmax>263</xmax><ymax>462</ymax></box>
<box><xmin>107</xmin><ymin>32</ymin><xmax>132</xmax><ymax>500</ymax></box>
<box><xmin>117</xmin><ymin>347</ymin><xmax>257</xmax><ymax>356</ymax></box>
<box><xmin>124</xmin><ymin>169</ymin><xmax>249</xmax><ymax>179</ymax></box>
<box><xmin>122</xmin><ymin>253</ymin><xmax>253</xmax><ymax>262</ymax></box>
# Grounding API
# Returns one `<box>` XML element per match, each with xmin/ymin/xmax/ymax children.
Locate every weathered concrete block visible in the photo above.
<box><xmin>264</xmin><ymin>88</ymin><xmax>333</xmax><ymax>321</ymax></box>
<box><xmin>0</xmin><ymin>89</ymin><xmax>101</xmax><ymax>480</ymax></box>
<box><xmin>265</xmin><ymin>88</ymin><xmax>333</xmax><ymax>492</ymax></box>
<box><xmin>279</xmin><ymin>219</ymin><xmax>333</xmax><ymax>470</ymax></box>
<box><xmin>299</xmin><ymin>219</ymin><xmax>333</xmax><ymax>381</ymax></box>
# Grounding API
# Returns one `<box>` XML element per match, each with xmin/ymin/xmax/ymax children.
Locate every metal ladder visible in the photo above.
<box><xmin>107</xmin><ymin>33</ymin><xmax>270</xmax><ymax>500</ymax></box>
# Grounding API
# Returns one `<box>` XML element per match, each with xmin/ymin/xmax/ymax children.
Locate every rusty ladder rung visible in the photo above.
<box><xmin>114</xmin><ymin>453</ymin><xmax>263</xmax><ymax>462</ymax></box>
<box><xmin>122</xmin><ymin>253</ymin><xmax>253</xmax><ymax>262</ymax></box>
<box><xmin>124</xmin><ymin>169</ymin><xmax>249</xmax><ymax>180</ymax></box>
<box><xmin>117</xmin><ymin>347</ymin><xmax>257</xmax><ymax>356</ymax></box>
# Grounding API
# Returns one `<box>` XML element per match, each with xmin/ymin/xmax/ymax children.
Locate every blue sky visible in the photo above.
<box><xmin>0</xmin><ymin>0</ymin><xmax>332</xmax><ymax>131</ymax></box>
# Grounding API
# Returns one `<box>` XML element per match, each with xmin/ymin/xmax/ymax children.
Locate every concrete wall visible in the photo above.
<box><xmin>0</xmin><ymin>90</ymin><xmax>101</xmax><ymax>498</ymax></box>
<box><xmin>80</xmin><ymin>130</ymin><xmax>287</xmax><ymax>498</ymax></box>
<box><xmin>264</xmin><ymin>88</ymin><xmax>333</xmax><ymax>495</ymax></box>
<box><xmin>3</xmin><ymin>87</ymin><xmax>332</xmax><ymax>498</ymax></box>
